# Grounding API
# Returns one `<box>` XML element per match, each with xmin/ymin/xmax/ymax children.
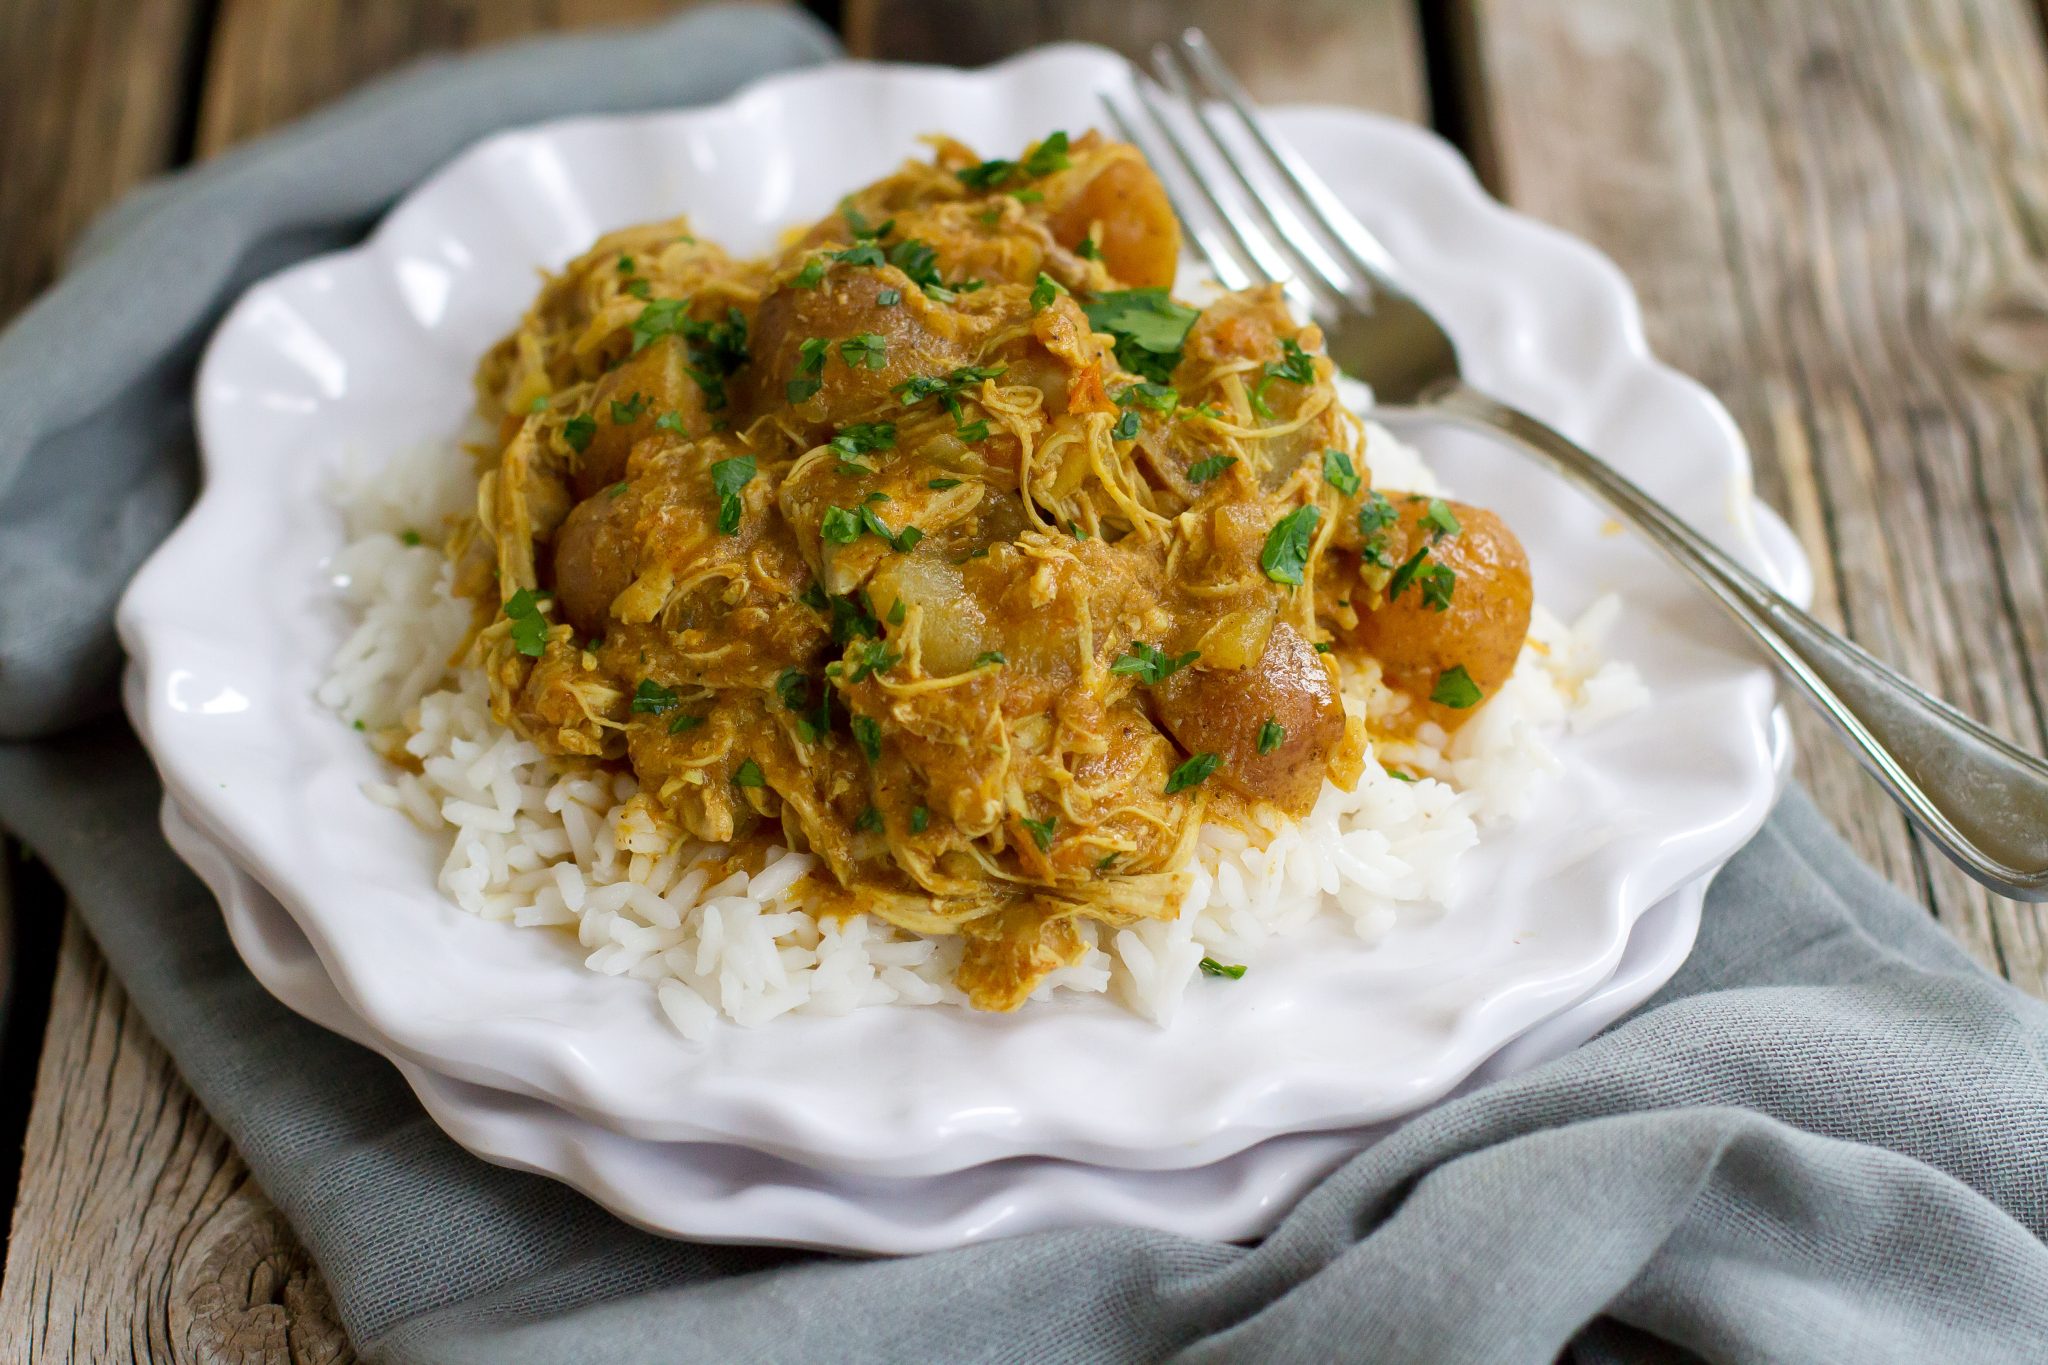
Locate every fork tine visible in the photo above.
<box><xmin>1148</xmin><ymin>44</ymin><xmax>1359</xmax><ymax>317</ymax></box>
<box><xmin>1122</xmin><ymin>73</ymin><xmax>1319</xmax><ymax>314</ymax></box>
<box><xmin>1097</xmin><ymin>93</ymin><xmax>1254</xmax><ymax>292</ymax></box>
<box><xmin>1175</xmin><ymin>28</ymin><xmax>1408</xmax><ymax>291</ymax></box>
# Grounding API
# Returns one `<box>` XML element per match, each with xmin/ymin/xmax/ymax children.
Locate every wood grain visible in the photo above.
<box><xmin>1459</xmin><ymin>0</ymin><xmax>2048</xmax><ymax>996</ymax></box>
<box><xmin>195</xmin><ymin>0</ymin><xmax>744</xmax><ymax>153</ymax></box>
<box><xmin>0</xmin><ymin>0</ymin><xmax>204</xmax><ymax>321</ymax></box>
<box><xmin>844</xmin><ymin>0</ymin><xmax>1430</xmax><ymax>123</ymax></box>
<box><xmin>0</xmin><ymin>919</ymin><xmax>354</xmax><ymax>1362</ymax></box>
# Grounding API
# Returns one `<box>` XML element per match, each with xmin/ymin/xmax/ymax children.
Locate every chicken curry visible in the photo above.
<box><xmin>452</xmin><ymin>131</ymin><xmax>1532</xmax><ymax>1010</ymax></box>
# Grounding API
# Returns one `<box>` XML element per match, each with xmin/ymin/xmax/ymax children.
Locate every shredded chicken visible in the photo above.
<box><xmin>451</xmin><ymin>130</ymin><xmax>1533</xmax><ymax>1009</ymax></box>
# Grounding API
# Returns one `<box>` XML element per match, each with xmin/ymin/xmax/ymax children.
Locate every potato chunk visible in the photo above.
<box><xmin>1348</xmin><ymin>497</ymin><xmax>1532</xmax><ymax>730</ymax></box>
<box><xmin>1154</xmin><ymin>622</ymin><xmax>1344</xmax><ymax>816</ymax></box>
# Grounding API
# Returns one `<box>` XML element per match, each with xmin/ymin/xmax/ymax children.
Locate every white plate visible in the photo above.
<box><xmin>161</xmin><ymin>791</ymin><xmax>1701</xmax><ymax>1253</ymax></box>
<box><xmin>119</xmin><ymin>46</ymin><xmax>1803</xmax><ymax>1177</ymax></box>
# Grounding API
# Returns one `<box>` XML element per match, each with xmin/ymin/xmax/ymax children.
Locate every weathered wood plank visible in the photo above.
<box><xmin>844</xmin><ymin>0</ymin><xmax>1430</xmax><ymax>123</ymax></box>
<box><xmin>0</xmin><ymin>0</ymin><xmax>204</xmax><ymax>323</ymax></box>
<box><xmin>194</xmin><ymin>0</ymin><xmax>718</xmax><ymax>153</ymax></box>
<box><xmin>1459</xmin><ymin>0</ymin><xmax>2048</xmax><ymax>995</ymax></box>
<box><xmin>0</xmin><ymin>919</ymin><xmax>354</xmax><ymax>1363</ymax></box>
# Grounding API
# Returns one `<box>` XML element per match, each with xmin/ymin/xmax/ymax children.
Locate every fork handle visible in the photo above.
<box><xmin>1400</xmin><ymin>381</ymin><xmax>2048</xmax><ymax>901</ymax></box>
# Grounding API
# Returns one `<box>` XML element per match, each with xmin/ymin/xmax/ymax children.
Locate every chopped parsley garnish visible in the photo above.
<box><xmin>821</xmin><ymin>507</ymin><xmax>864</xmax><ymax>544</ymax></box>
<box><xmin>1431</xmin><ymin>664</ymin><xmax>1483</xmax><ymax>709</ymax></box>
<box><xmin>1012</xmin><ymin>188</ymin><xmax>1044</xmax><ymax>204</ymax></box>
<box><xmin>1069</xmin><ymin>521</ymin><xmax>1090</xmax><ymax>541</ymax></box>
<box><xmin>732</xmin><ymin>759</ymin><xmax>765</xmax><ymax>787</ymax></box>
<box><xmin>1322</xmin><ymin>449</ymin><xmax>1361</xmax><ymax>495</ymax></box>
<box><xmin>928</xmin><ymin>477</ymin><xmax>963</xmax><ymax>490</ymax></box>
<box><xmin>609</xmin><ymin>392</ymin><xmax>648</xmax><ymax>424</ymax></box>
<box><xmin>1313</xmin><ymin>641</ymin><xmax>1333</xmax><ymax>654</ymax></box>
<box><xmin>1385</xmin><ymin>764</ymin><xmax>1416</xmax><ymax>782</ymax></box>
<box><xmin>1165</xmin><ymin>752</ymin><xmax>1221</xmax><ymax>794</ymax></box>
<box><xmin>616</xmin><ymin>255</ymin><xmax>635</xmax><ymax>274</ymax></box>
<box><xmin>1248</xmin><ymin>338</ymin><xmax>1316</xmax><ymax>419</ymax></box>
<box><xmin>655</xmin><ymin>410</ymin><xmax>687</xmax><ymax>433</ymax></box>
<box><xmin>894</xmin><ymin>364</ymin><xmax>1005</xmax><ymax>412</ymax></box>
<box><xmin>911</xmin><ymin>806</ymin><xmax>930</xmax><ymax>833</ymax></box>
<box><xmin>1111</xmin><ymin>410</ymin><xmax>1141</xmax><ymax>442</ymax></box>
<box><xmin>887</xmin><ymin>598</ymin><xmax>907</xmax><ymax>625</ymax></box>
<box><xmin>1256</xmin><ymin>719</ymin><xmax>1286</xmax><ymax>755</ymax></box>
<box><xmin>1418</xmin><ymin>563</ymin><xmax>1457</xmax><ymax>612</ymax></box>
<box><xmin>787</xmin><ymin>336</ymin><xmax>830</xmax><ymax>404</ymax></box>
<box><xmin>624</xmin><ymin>279</ymin><xmax>652</xmax><ymax>300</ymax></box>
<box><xmin>710</xmin><ymin>455</ymin><xmax>755</xmax><ymax>535</ymax></box>
<box><xmin>628</xmin><ymin>298</ymin><xmax>689</xmax><ymax>352</ymax></box>
<box><xmin>1199</xmin><ymin>956</ymin><xmax>1247</xmax><ymax>980</ymax></box>
<box><xmin>847</xmin><ymin>639</ymin><xmax>901</xmax><ymax>682</ymax></box>
<box><xmin>790</xmin><ymin>258</ymin><xmax>826</xmax><ymax>289</ymax></box>
<box><xmin>1082</xmin><ymin>289</ymin><xmax>1199</xmax><ymax>385</ymax></box>
<box><xmin>503</xmin><ymin>588</ymin><xmax>551</xmax><ymax>658</ymax></box>
<box><xmin>1357</xmin><ymin>490</ymin><xmax>1397</xmax><ymax>536</ymax></box>
<box><xmin>827</xmin><ymin>592</ymin><xmax>880</xmax><ymax>644</ymax></box>
<box><xmin>851</xmin><ymin>715</ymin><xmax>882</xmax><ymax>763</ymax></box>
<box><xmin>1076</xmin><ymin>236</ymin><xmax>1101</xmax><ymax>260</ymax></box>
<box><xmin>561</xmin><ymin>414</ymin><xmax>596</xmax><ymax>453</ymax></box>
<box><xmin>1186</xmin><ymin>455</ymin><xmax>1238</xmax><ymax>484</ymax></box>
<box><xmin>876</xmin><ymin>288</ymin><xmax>902</xmax><ymax>307</ymax></box>
<box><xmin>1095</xmin><ymin>852</ymin><xmax>1119</xmax><ymax>871</ymax></box>
<box><xmin>1422</xmin><ymin>498</ymin><xmax>1462</xmax><ymax>541</ymax></box>
<box><xmin>828</xmin><ymin>422</ymin><xmax>897</xmax><ymax>463</ymax></box>
<box><xmin>1021</xmin><ymin>814</ymin><xmax>1058</xmax><ymax>852</ymax></box>
<box><xmin>400</xmin><ymin>529</ymin><xmax>423</xmax><ymax>546</ymax></box>
<box><xmin>630</xmin><ymin>679</ymin><xmax>679</xmax><ymax>715</ymax></box>
<box><xmin>1387</xmin><ymin>546</ymin><xmax>1431</xmax><ymax>601</ymax></box>
<box><xmin>1260</xmin><ymin>505</ymin><xmax>1321</xmax><ymax>586</ymax></box>
<box><xmin>885</xmin><ymin>238</ymin><xmax>977</xmax><ymax>300</ymax></box>
<box><xmin>1030</xmin><ymin>272</ymin><xmax>1066</xmax><ymax>311</ymax></box>
<box><xmin>841</xmin><ymin>202</ymin><xmax>894</xmax><ymax>238</ymax></box>
<box><xmin>1117</xmin><ymin>381</ymin><xmax>1179</xmax><ymax>413</ymax></box>
<box><xmin>831</xmin><ymin>241</ymin><xmax>887</xmax><ymax>268</ymax></box>
<box><xmin>839</xmin><ymin>333</ymin><xmax>887</xmax><ymax>370</ymax></box>
<box><xmin>957</xmin><ymin>130</ymin><xmax>1071</xmax><ymax>190</ymax></box>
<box><xmin>854</xmin><ymin>806</ymin><xmax>884</xmax><ymax>833</ymax></box>
<box><xmin>606</xmin><ymin>481</ymin><xmax>629</xmax><ymax>499</ymax></box>
<box><xmin>955</xmin><ymin>418</ymin><xmax>991</xmax><ymax>443</ymax></box>
<box><xmin>776</xmin><ymin>668</ymin><xmax>810</xmax><ymax>712</ymax></box>
<box><xmin>1111</xmin><ymin>641</ymin><xmax>1199</xmax><ymax>684</ymax></box>
<box><xmin>973</xmin><ymin>651</ymin><xmax>1006</xmax><ymax>668</ymax></box>
<box><xmin>352</xmin><ymin>718</ymin><xmax>365</xmax><ymax>731</ymax></box>
<box><xmin>527</xmin><ymin>395</ymin><xmax>550</xmax><ymax>413</ymax></box>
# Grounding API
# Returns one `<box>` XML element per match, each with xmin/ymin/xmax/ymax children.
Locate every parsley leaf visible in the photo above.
<box><xmin>732</xmin><ymin>759</ymin><xmax>765</xmax><ymax>787</ymax></box>
<box><xmin>1110</xmin><ymin>641</ymin><xmax>1199</xmax><ymax>685</ymax></box>
<box><xmin>821</xmin><ymin>506</ymin><xmax>864</xmax><ymax>544</ymax></box>
<box><xmin>1031</xmin><ymin>272</ymin><xmax>1066</xmax><ymax>311</ymax></box>
<box><xmin>1021</xmin><ymin>130</ymin><xmax>1071</xmax><ymax>177</ymax></box>
<box><xmin>973</xmin><ymin>651</ymin><xmax>1006</xmax><ymax>668</ymax></box>
<box><xmin>1111</xmin><ymin>410</ymin><xmax>1141</xmax><ymax>442</ymax></box>
<box><xmin>910</xmin><ymin>806</ymin><xmax>930</xmax><ymax>833</ymax></box>
<box><xmin>1357</xmin><ymin>491</ymin><xmax>1397</xmax><ymax>537</ymax></box>
<box><xmin>609</xmin><ymin>392</ymin><xmax>648</xmax><ymax>424</ymax></box>
<box><xmin>1021</xmin><ymin>814</ymin><xmax>1058</xmax><ymax>851</ymax></box>
<box><xmin>1075</xmin><ymin>236</ymin><xmax>1101</xmax><ymax>260</ymax></box>
<box><xmin>928</xmin><ymin>477</ymin><xmax>963</xmax><ymax>490</ymax></box>
<box><xmin>850</xmin><ymin>715</ymin><xmax>882</xmax><ymax>763</ymax></box>
<box><xmin>1260</xmin><ymin>505</ymin><xmax>1321</xmax><ymax>586</ymax></box>
<box><xmin>561</xmin><ymin>414</ymin><xmax>596</xmax><ymax>453</ymax></box>
<box><xmin>791</xmin><ymin>259</ymin><xmax>826</xmax><ymax>289</ymax></box>
<box><xmin>831</xmin><ymin>242</ymin><xmax>887</xmax><ymax>268</ymax></box>
<box><xmin>1422</xmin><ymin>498</ymin><xmax>1463</xmax><ymax>541</ymax></box>
<box><xmin>710</xmin><ymin>455</ymin><xmax>755</xmax><ymax>536</ymax></box>
<box><xmin>1165</xmin><ymin>752</ymin><xmax>1221</xmax><ymax>794</ymax></box>
<box><xmin>1198</xmin><ymin>956</ymin><xmax>1247</xmax><ymax>979</ymax></box>
<box><xmin>854</xmin><ymin>806</ymin><xmax>884</xmax><ymax>833</ymax></box>
<box><xmin>1418</xmin><ymin>562</ymin><xmax>1457</xmax><ymax>612</ymax></box>
<box><xmin>1387</xmin><ymin>545</ymin><xmax>1431</xmax><ymax>600</ymax></box>
<box><xmin>839</xmin><ymin>333</ymin><xmax>887</xmax><ymax>370</ymax></box>
<box><xmin>668</xmin><ymin>713</ymin><xmax>704</xmax><ymax>734</ymax></box>
<box><xmin>1082</xmin><ymin>289</ymin><xmax>1199</xmax><ymax>384</ymax></box>
<box><xmin>1257</xmin><ymin>719</ymin><xmax>1286</xmax><ymax>755</ymax></box>
<box><xmin>1187</xmin><ymin>455</ymin><xmax>1238</xmax><ymax>484</ymax></box>
<box><xmin>877</xmin><ymin>287</ymin><xmax>902</xmax><ymax>306</ymax></box>
<box><xmin>846</xmin><ymin>639</ymin><xmax>900</xmax><ymax>682</ymax></box>
<box><xmin>503</xmin><ymin>588</ymin><xmax>551</xmax><ymax>658</ymax></box>
<box><xmin>1117</xmin><ymin>381</ymin><xmax>1179</xmax><ymax>413</ymax></box>
<box><xmin>1322</xmin><ymin>448</ymin><xmax>1361</xmax><ymax>495</ymax></box>
<box><xmin>630</xmin><ymin>679</ymin><xmax>679</xmax><ymax>715</ymax></box>
<box><xmin>1431</xmin><ymin>664</ymin><xmax>1483</xmax><ymax>710</ymax></box>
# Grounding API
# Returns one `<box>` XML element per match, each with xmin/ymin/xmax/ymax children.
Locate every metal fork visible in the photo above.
<box><xmin>1106</xmin><ymin>28</ymin><xmax>2048</xmax><ymax>901</ymax></box>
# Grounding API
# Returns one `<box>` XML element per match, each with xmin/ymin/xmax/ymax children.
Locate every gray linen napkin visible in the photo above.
<box><xmin>1</xmin><ymin>10</ymin><xmax>2044</xmax><ymax>1363</ymax></box>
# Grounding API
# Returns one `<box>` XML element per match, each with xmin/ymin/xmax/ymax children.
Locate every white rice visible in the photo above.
<box><xmin>322</xmin><ymin>419</ymin><xmax>1646</xmax><ymax>1038</ymax></box>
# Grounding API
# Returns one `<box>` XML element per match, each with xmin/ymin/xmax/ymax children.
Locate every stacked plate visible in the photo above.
<box><xmin>117</xmin><ymin>47</ymin><xmax>1809</xmax><ymax>1253</ymax></box>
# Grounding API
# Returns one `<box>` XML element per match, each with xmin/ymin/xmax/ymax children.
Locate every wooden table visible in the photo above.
<box><xmin>3</xmin><ymin>0</ymin><xmax>2044</xmax><ymax>1356</ymax></box>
